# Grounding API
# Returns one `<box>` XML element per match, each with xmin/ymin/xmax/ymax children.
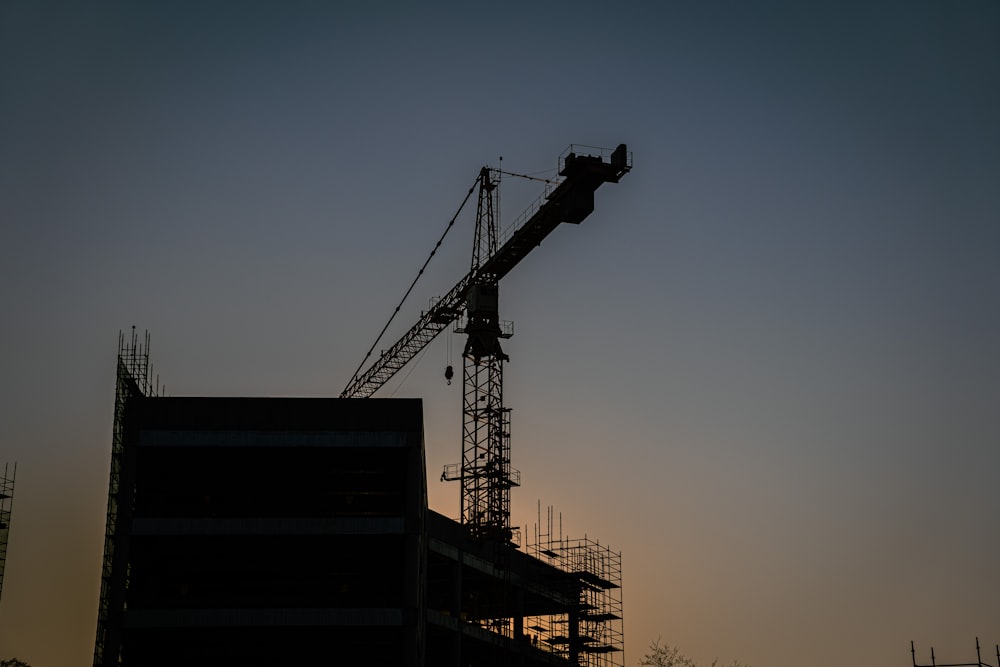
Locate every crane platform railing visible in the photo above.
<box><xmin>498</xmin><ymin>178</ymin><xmax>563</xmax><ymax>250</ymax></box>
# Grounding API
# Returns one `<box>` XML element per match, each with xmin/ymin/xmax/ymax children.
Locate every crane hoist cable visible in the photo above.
<box><xmin>345</xmin><ymin>172</ymin><xmax>482</xmax><ymax>392</ymax></box>
<box><xmin>497</xmin><ymin>168</ymin><xmax>559</xmax><ymax>184</ymax></box>
<box><xmin>389</xmin><ymin>341</ymin><xmax>431</xmax><ymax>397</ymax></box>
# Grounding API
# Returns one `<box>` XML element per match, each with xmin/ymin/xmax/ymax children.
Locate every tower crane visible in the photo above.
<box><xmin>342</xmin><ymin>144</ymin><xmax>631</xmax><ymax>543</ymax></box>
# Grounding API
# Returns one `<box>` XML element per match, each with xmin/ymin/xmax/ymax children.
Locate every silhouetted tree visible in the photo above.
<box><xmin>0</xmin><ymin>659</ymin><xmax>31</xmax><ymax>667</ymax></box>
<box><xmin>641</xmin><ymin>637</ymin><xmax>750</xmax><ymax>667</ymax></box>
<box><xmin>641</xmin><ymin>638</ymin><xmax>697</xmax><ymax>667</ymax></box>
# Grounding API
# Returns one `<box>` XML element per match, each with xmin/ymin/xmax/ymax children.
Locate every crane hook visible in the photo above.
<box><xmin>445</xmin><ymin>365</ymin><xmax>454</xmax><ymax>385</ymax></box>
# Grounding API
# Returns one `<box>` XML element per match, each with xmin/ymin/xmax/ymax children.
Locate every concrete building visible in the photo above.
<box><xmin>94</xmin><ymin>333</ymin><xmax>621</xmax><ymax>666</ymax></box>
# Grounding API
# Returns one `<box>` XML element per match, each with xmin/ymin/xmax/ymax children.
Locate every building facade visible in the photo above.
<box><xmin>94</xmin><ymin>336</ymin><xmax>621</xmax><ymax>666</ymax></box>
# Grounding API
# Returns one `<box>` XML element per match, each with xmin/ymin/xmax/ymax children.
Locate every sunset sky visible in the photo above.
<box><xmin>1</xmin><ymin>2</ymin><xmax>998</xmax><ymax>665</ymax></box>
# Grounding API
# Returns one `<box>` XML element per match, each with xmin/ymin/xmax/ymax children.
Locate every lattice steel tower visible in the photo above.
<box><xmin>454</xmin><ymin>167</ymin><xmax>518</xmax><ymax>541</ymax></box>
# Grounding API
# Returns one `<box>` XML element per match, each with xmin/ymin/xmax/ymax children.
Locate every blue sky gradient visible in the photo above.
<box><xmin>1</xmin><ymin>2</ymin><xmax>998</xmax><ymax>665</ymax></box>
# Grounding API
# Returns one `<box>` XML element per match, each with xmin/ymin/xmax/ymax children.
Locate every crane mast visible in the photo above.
<box><xmin>342</xmin><ymin>144</ymin><xmax>632</xmax><ymax>543</ymax></box>
<box><xmin>451</xmin><ymin>167</ymin><xmax>515</xmax><ymax>541</ymax></box>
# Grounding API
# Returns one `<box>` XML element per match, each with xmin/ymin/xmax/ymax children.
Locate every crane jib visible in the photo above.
<box><xmin>341</xmin><ymin>144</ymin><xmax>631</xmax><ymax>399</ymax></box>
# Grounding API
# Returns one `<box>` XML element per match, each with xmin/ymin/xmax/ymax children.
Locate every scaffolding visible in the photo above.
<box><xmin>912</xmin><ymin>639</ymin><xmax>1000</xmax><ymax>667</ymax></box>
<box><xmin>526</xmin><ymin>506</ymin><xmax>624</xmax><ymax>667</ymax></box>
<box><xmin>0</xmin><ymin>461</ymin><xmax>15</xmax><ymax>603</ymax></box>
<box><xmin>94</xmin><ymin>328</ymin><xmax>161</xmax><ymax>667</ymax></box>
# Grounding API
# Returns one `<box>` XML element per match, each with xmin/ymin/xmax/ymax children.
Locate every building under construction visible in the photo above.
<box><xmin>94</xmin><ymin>145</ymin><xmax>630</xmax><ymax>666</ymax></box>
<box><xmin>93</xmin><ymin>332</ymin><xmax>623</xmax><ymax>666</ymax></box>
